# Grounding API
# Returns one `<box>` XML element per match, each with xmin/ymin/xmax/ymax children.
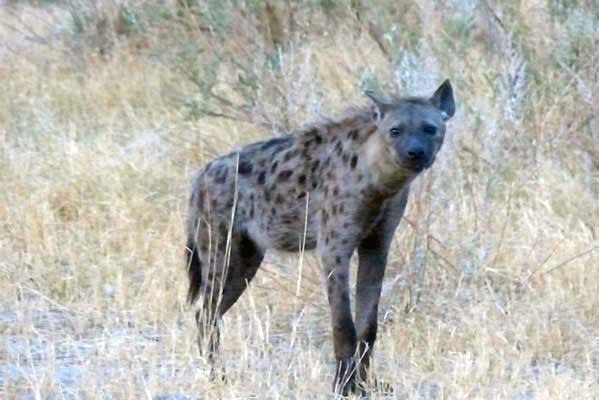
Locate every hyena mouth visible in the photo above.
<box><xmin>401</xmin><ymin>159</ymin><xmax>427</xmax><ymax>173</ymax></box>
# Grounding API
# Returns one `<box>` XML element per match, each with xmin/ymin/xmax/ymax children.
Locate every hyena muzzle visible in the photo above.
<box><xmin>185</xmin><ymin>80</ymin><xmax>455</xmax><ymax>395</ymax></box>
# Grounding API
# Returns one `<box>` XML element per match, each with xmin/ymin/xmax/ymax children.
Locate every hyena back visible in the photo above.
<box><xmin>186</xmin><ymin>80</ymin><xmax>456</xmax><ymax>395</ymax></box>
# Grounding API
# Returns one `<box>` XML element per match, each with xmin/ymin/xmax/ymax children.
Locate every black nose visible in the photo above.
<box><xmin>407</xmin><ymin>147</ymin><xmax>425</xmax><ymax>160</ymax></box>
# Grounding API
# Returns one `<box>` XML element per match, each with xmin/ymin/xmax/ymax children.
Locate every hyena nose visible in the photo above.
<box><xmin>407</xmin><ymin>147</ymin><xmax>425</xmax><ymax>160</ymax></box>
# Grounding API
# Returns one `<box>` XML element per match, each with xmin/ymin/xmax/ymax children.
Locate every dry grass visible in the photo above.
<box><xmin>0</xmin><ymin>1</ymin><xmax>598</xmax><ymax>399</ymax></box>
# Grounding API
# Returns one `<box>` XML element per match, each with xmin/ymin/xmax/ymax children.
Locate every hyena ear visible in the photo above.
<box><xmin>365</xmin><ymin>90</ymin><xmax>393</xmax><ymax>121</ymax></box>
<box><xmin>431</xmin><ymin>79</ymin><xmax>455</xmax><ymax>121</ymax></box>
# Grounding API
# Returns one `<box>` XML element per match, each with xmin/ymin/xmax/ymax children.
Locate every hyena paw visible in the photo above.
<box><xmin>208</xmin><ymin>364</ymin><xmax>227</xmax><ymax>383</ymax></box>
<box><xmin>333</xmin><ymin>358</ymin><xmax>358</xmax><ymax>396</ymax></box>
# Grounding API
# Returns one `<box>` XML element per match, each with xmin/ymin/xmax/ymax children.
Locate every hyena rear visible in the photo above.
<box><xmin>186</xmin><ymin>80</ymin><xmax>455</xmax><ymax>395</ymax></box>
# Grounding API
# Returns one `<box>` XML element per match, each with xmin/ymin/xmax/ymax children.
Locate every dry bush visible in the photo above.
<box><xmin>0</xmin><ymin>0</ymin><xmax>597</xmax><ymax>399</ymax></box>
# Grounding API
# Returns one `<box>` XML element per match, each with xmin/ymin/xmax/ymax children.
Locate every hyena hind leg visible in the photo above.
<box><xmin>191</xmin><ymin>230</ymin><xmax>265</xmax><ymax>360</ymax></box>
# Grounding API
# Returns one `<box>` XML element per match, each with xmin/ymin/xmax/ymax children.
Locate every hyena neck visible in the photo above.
<box><xmin>298</xmin><ymin>107</ymin><xmax>412</xmax><ymax>198</ymax></box>
<box><xmin>359</xmin><ymin>122</ymin><xmax>414</xmax><ymax>197</ymax></box>
<box><xmin>303</xmin><ymin>107</ymin><xmax>374</xmax><ymax>140</ymax></box>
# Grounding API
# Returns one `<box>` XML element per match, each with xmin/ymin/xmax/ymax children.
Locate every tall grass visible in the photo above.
<box><xmin>0</xmin><ymin>0</ymin><xmax>597</xmax><ymax>398</ymax></box>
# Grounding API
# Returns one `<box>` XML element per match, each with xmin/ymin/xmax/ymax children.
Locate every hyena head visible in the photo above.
<box><xmin>366</xmin><ymin>79</ymin><xmax>455</xmax><ymax>177</ymax></box>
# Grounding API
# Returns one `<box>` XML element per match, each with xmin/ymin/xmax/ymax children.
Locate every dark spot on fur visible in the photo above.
<box><xmin>271</xmin><ymin>207</ymin><xmax>277</xmax><ymax>215</ymax></box>
<box><xmin>264</xmin><ymin>189</ymin><xmax>271</xmax><ymax>202</ymax></box>
<box><xmin>342</xmin><ymin>153</ymin><xmax>349</xmax><ymax>164</ymax></box>
<box><xmin>271</xmin><ymin>161</ymin><xmax>279</xmax><ymax>173</ymax></box>
<box><xmin>335</xmin><ymin>256</ymin><xmax>341</xmax><ymax>264</ymax></box>
<box><xmin>298</xmin><ymin>175</ymin><xmax>306</xmax><ymax>185</ymax></box>
<box><xmin>333</xmin><ymin>187</ymin><xmax>339</xmax><ymax>196</ymax></box>
<box><xmin>214</xmin><ymin>168</ymin><xmax>229</xmax><ymax>184</ymax></box>
<box><xmin>348</xmin><ymin>129</ymin><xmax>358</xmax><ymax>140</ymax></box>
<box><xmin>307</xmin><ymin>128</ymin><xmax>323</xmax><ymax>144</ymax></box>
<box><xmin>257</xmin><ymin>171</ymin><xmax>266</xmax><ymax>185</ymax></box>
<box><xmin>275</xmin><ymin>194</ymin><xmax>284</xmax><ymax>204</ymax></box>
<box><xmin>311</xmin><ymin>160</ymin><xmax>320</xmax><ymax>172</ymax></box>
<box><xmin>204</xmin><ymin>161</ymin><xmax>213</xmax><ymax>173</ymax></box>
<box><xmin>261</xmin><ymin>136</ymin><xmax>292</xmax><ymax>151</ymax></box>
<box><xmin>335</xmin><ymin>141</ymin><xmax>343</xmax><ymax>155</ymax></box>
<box><xmin>297</xmin><ymin>192</ymin><xmax>306</xmax><ymax>199</ymax></box>
<box><xmin>312</xmin><ymin>181</ymin><xmax>318</xmax><ymax>189</ymax></box>
<box><xmin>210</xmin><ymin>165</ymin><xmax>221</xmax><ymax>177</ymax></box>
<box><xmin>218</xmin><ymin>222</ymin><xmax>229</xmax><ymax>235</ymax></box>
<box><xmin>283</xmin><ymin>150</ymin><xmax>298</xmax><ymax>162</ymax></box>
<box><xmin>278</xmin><ymin>170</ymin><xmax>293</xmax><ymax>181</ymax></box>
<box><xmin>322</xmin><ymin>210</ymin><xmax>329</xmax><ymax>225</ymax></box>
<box><xmin>238</xmin><ymin>161</ymin><xmax>253</xmax><ymax>175</ymax></box>
<box><xmin>366</xmin><ymin>126</ymin><xmax>378</xmax><ymax>135</ymax></box>
<box><xmin>350</xmin><ymin>155</ymin><xmax>358</xmax><ymax>169</ymax></box>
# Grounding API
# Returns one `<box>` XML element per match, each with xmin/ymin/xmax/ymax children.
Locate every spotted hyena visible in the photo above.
<box><xmin>185</xmin><ymin>80</ymin><xmax>456</xmax><ymax>394</ymax></box>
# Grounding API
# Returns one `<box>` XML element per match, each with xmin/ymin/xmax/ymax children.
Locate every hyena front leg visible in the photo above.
<box><xmin>318</xmin><ymin>221</ymin><xmax>361</xmax><ymax>395</ymax></box>
<box><xmin>322</xmin><ymin>251</ymin><xmax>356</xmax><ymax>395</ymax></box>
<box><xmin>355</xmin><ymin>190</ymin><xmax>408</xmax><ymax>386</ymax></box>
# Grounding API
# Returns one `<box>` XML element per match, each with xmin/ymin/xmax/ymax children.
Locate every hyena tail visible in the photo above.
<box><xmin>186</xmin><ymin>236</ymin><xmax>202</xmax><ymax>304</ymax></box>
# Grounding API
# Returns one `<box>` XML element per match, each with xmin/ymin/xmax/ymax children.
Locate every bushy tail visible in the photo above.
<box><xmin>186</xmin><ymin>237</ymin><xmax>202</xmax><ymax>304</ymax></box>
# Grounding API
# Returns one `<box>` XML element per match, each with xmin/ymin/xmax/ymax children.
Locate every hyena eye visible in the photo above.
<box><xmin>389</xmin><ymin>127</ymin><xmax>402</xmax><ymax>137</ymax></box>
<box><xmin>423</xmin><ymin>124</ymin><xmax>437</xmax><ymax>135</ymax></box>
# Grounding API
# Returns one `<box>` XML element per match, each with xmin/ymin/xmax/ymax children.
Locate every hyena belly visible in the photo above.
<box><xmin>241</xmin><ymin>163</ymin><xmax>322</xmax><ymax>252</ymax></box>
<box><xmin>246</xmin><ymin>194</ymin><xmax>320</xmax><ymax>252</ymax></box>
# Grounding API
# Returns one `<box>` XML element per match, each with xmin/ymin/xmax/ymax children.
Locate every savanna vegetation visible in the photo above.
<box><xmin>0</xmin><ymin>0</ymin><xmax>597</xmax><ymax>398</ymax></box>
